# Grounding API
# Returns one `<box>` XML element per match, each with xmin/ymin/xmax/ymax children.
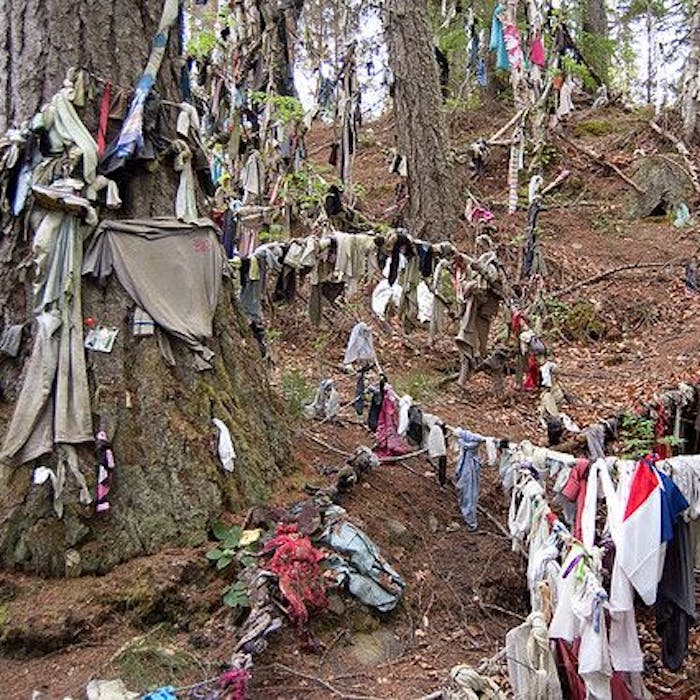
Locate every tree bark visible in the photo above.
<box><xmin>384</xmin><ymin>0</ymin><xmax>461</xmax><ymax>242</ymax></box>
<box><xmin>582</xmin><ymin>0</ymin><xmax>609</xmax><ymax>83</ymax></box>
<box><xmin>682</xmin><ymin>2</ymin><xmax>700</xmax><ymax>144</ymax></box>
<box><xmin>0</xmin><ymin>0</ymin><xmax>292</xmax><ymax>576</ymax></box>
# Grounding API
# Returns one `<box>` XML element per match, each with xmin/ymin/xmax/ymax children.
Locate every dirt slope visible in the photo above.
<box><xmin>1</xmin><ymin>103</ymin><xmax>700</xmax><ymax>699</ymax></box>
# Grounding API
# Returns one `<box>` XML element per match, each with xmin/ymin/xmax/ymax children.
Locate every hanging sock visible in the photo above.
<box><xmin>95</xmin><ymin>430</ymin><xmax>116</xmax><ymax>513</ymax></box>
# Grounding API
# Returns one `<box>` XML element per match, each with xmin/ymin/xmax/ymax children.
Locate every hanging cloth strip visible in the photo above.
<box><xmin>95</xmin><ymin>430</ymin><xmax>116</xmax><ymax>513</ymax></box>
<box><xmin>96</xmin><ymin>81</ymin><xmax>111</xmax><ymax>158</ymax></box>
<box><xmin>107</xmin><ymin>0</ymin><xmax>179</xmax><ymax>162</ymax></box>
<box><xmin>508</xmin><ymin>127</ymin><xmax>521</xmax><ymax>214</ymax></box>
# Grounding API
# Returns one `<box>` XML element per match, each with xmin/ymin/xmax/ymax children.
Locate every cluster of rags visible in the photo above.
<box><xmin>0</xmin><ymin>0</ymin><xmax>233</xmax><ymax>523</ymax></box>
<box><xmin>228</xmin><ymin>223</ymin><xmax>510</xmax><ymax>384</ymax></box>
<box><xmin>497</xmin><ymin>431</ymin><xmax>700</xmax><ymax>698</ymax></box>
<box><xmin>310</xmin><ymin>321</ymin><xmax>700</xmax><ymax>698</ymax></box>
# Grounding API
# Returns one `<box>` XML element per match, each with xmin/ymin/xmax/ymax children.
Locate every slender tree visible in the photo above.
<box><xmin>384</xmin><ymin>0</ymin><xmax>461</xmax><ymax>241</ymax></box>
<box><xmin>682</xmin><ymin>1</ymin><xmax>700</xmax><ymax>142</ymax></box>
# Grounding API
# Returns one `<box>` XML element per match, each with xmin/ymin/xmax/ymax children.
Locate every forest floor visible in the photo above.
<box><xmin>1</xmin><ymin>101</ymin><xmax>700</xmax><ymax>699</ymax></box>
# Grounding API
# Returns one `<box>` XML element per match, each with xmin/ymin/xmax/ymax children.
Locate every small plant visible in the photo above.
<box><xmin>619</xmin><ymin>411</ymin><xmax>656</xmax><ymax>458</ymax></box>
<box><xmin>206</xmin><ymin>522</ymin><xmax>262</xmax><ymax>610</ymax></box>
<box><xmin>249</xmin><ymin>91</ymin><xmax>304</xmax><ymax>126</ymax></box>
<box><xmin>280</xmin><ymin>369</ymin><xmax>314</xmax><ymax>418</ymax></box>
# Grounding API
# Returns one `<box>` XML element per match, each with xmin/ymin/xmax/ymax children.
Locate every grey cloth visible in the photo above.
<box><xmin>343</xmin><ymin>321</ymin><xmax>376</xmax><ymax>365</ymax></box>
<box><xmin>0</xmin><ymin>324</ymin><xmax>24</xmax><ymax>357</ymax></box>
<box><xmin>455</xmin><ymin>429</ymin><xmax>484</xmax><ymax>530</ymax></box>
<box><xmin>320</xmin><ymin>507</ymin><xmax>405</xmax><ymax>612</ymax></box>
<box><xmin>83</xmin><ymin>218</ymin><xmax>223</xmax><ymax>368</ymax></box>
<box><xmin>585</xmin><ymin>424</ymin><xmax>606</xmax><ymax>460</ymax></box>
<box><xmin>1</xmin><ymin>213</ymin><xmax>93</xmax><ymax>465</ymax></box>
<box><xmin>656</xmin><ymin>519</ymin><xmax>696</xmax><ymax>670</ymax></box>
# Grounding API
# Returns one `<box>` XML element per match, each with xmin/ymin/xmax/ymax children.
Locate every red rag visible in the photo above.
<box><xmin>96</xmin><ymin>81</ymin><xmax>111</xmax><ymax>158</ymax></box>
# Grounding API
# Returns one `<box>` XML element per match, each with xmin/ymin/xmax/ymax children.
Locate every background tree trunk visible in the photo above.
<box><xmin>384</xmin><ymin>0</ymin><xmax>461</xmax><ymax>242</ymax></box>
<box><xmin>0</xmin><ymin>0</ymin><xmax>292</xmax><ymax>577</ymax></box>
<box><xmin>682</xmin><ymin>2</ymin><xmax>700</xmax><ymax>144</ymax></box>
<box><xmin>582</xmin><ymin>0</ymin><xmax>609</xmax><ymax>84</ymax></box>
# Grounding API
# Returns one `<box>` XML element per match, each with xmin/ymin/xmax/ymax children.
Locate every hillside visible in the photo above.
<box><xmin>2</xmin><ymin>102</ymin><xmax>700</xmax><ymax>700</ymax></box>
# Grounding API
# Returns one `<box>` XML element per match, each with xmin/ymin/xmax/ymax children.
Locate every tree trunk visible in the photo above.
<box><xmin>582</xmin><ymin>0</ymin><xmax>609</xmax><ymax>83</ymax></box>
<box><xmin>582</xmin><ymin>0</ymin><xmax>607</xmax><ymax>37</ymax></box>
<box><xmin>682</xmin><ymin>3</ymin><xmax>700</xmax><ymax>144</ymax></box>
<box><xmin>384</xmin><ymin>0</ymin><xmax>461</xmax><ymax>242</ymax></box>
<box><xmin>0</xmin><ymin>0</ymin><xmax>292</xmax><ymax>577</ymax></box>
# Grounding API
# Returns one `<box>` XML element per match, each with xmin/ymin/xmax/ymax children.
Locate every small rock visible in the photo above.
<box><xmin>385</xmin><ymin>518</ymin><xmax>412</xmax><ymax>547</ymax></box>
<box><xmin>428</xmin><ymin>515</ymin><xmax>439</xmax><ymax>533</ymax></box>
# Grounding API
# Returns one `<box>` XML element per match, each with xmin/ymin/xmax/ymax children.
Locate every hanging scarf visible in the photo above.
<box><xmin>489</xmin><ymin>4</ymin><xmax>510</xmax><ymax>71</ymax></box>
<box><xmin>109</xmin><ymin>0</ymin><xmax>179</xmax><ymax>161</ymax></box>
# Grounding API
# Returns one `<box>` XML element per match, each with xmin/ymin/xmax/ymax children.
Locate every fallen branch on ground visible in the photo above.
<box><xmin>551</xmin><ymin>260</ymin><xmax>683</xmax><ymax>297</ymax></box>
<box><xmin>648</xmin><ymin>120</ymin><xmax>700</xmax><ymax>198</ymax></box>
<box><xmin>269</xmin><ymin>663</ymin><xmax>385</xmax><ymax>700</ymax></box>
<box><xmin>553</xmin><ymin>130</ymin><xmax>644</xmax><ymax>194</ymax></box>
<box><xmin>477</xmin><ymin>504</ymin><xmax>511</xmax><ymax>540</ymax></box>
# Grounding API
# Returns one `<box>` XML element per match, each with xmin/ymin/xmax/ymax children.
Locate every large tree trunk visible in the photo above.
<box><xmin>384</xmin><ymin>0</ymin><xmax>461</xmax><ymax>242</ymax></box>
<box><xmin>0</xmin><ymin>0</ymin><xmax>292</xmax><ymax>577</ymax></box>
<box><xmin>682</xmin><ymin>3</ymin><xmax>700</xmax><ymax>144</ymax></box>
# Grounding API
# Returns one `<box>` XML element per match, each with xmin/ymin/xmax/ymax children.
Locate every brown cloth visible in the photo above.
<box><xmin>82</xmin><ymin>218</ymin><xmax>223</xmax><ymax>369</ymax></box>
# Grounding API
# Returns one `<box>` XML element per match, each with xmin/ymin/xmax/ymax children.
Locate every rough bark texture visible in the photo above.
<box><xmin>582</xmin><ymin>0</ymin><xmax>607</xmax><ymax>37</ymax></box>
<box><xmin>682</xmin><ymin>3</ymin><xmax>700</xmax><ymax>144</ymax></box>
<box><xmin>582</xmin><ymin>0</ymin><xmax>609</xmax><ymax>83</ymax></box>
<box><xmin>0</xmin><ymin>0</ymin><xmax>293</xmax><ymax>577</ymax></box>
<box><xmin>384</xmin><ymin>0</ymin><xmax>460</xmax><ymax>242</ymax></box>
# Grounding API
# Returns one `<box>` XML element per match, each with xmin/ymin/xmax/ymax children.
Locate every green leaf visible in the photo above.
<box><xmin>240</xmin><ymin>555</ymin><xmax>255</xmax><ymax>568</ymax></box>
<box><xmin>222</xmin><ymin>526</ymin><xmax>243</xmax><ymax>549</ymax></box>
<box><xmin>206</xmin><ymin>548</ymin><xmax>224</xmax><ymax>561</ymax></box>
<box><xmin>216</xmin><ymin>555</ymin><xmax>233</xmax><ymax>570</ymax></box>
<box><xmin>212</xmin><ymin>521</ymin><xmax>230</xmax><ymax>541</ymax></box>
<box><xmin>222</xmin><ymin>582</ymin><xmax>250</xmax><ymax>609</ymax></box>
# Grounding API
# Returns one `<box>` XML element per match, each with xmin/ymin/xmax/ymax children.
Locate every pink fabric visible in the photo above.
<box><xmin>504</xmin><ymin>24</ymin><xmax>523</xmax><ymax>71</ymax></box>
<box><xmin>530</xmin><ymin>37</ymin><xmax>546</xmax><ymax>67</ymax></box>
<box><xmin>468</xmin><ymin>206</ymin><xmax>494</xmax><ymax>224</ymax></box>
<box><xmin>374</xmin><ymin>389</ymin><xmax>410</xmax><ymax>458</ymax></box>
<box><xmin>562</xmin><ymin>458</ymin><xmax>590</xmax><ymax>540</ymax></box>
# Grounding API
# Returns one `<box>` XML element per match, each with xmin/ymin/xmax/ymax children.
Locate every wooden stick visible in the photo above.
<box><xmin>270</xmin><ymin>663</ymin><xmax>384</xmax><ymax>700</ymax></box>
<box><xmin>551</xmin><ymin>260</ymin><xmax>682</xmax><ymax>297</ymax></box>
<box><xmin>302</xmin><ymin>431</ymin><xmax>352</xmax><ymax>457</ymax></box>
<box><xmin>379</xmin><ymin>448</ymin><xmax>428</xmax><ymax>463</ymax></box>
<box><xmin>477</xmin><ymin>504</ymin><xmax>511</xmax><ymax>540</ymax></box>
<box><xmin>487</xmin><ymin>108</ymin><xmax>528</xmax><ymax>145</ymax></box>
<box><xmin>553</xmin><ymin>130</ymin><xmax>644</xmax><ymax>194</ymax></box>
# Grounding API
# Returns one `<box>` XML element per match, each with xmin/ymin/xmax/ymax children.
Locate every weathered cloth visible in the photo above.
<box><xmin>456</xmin><ymin>289</ymin><xmax>501</xmax><ymax>372</ymax></box>
<box><xmin>374</xmin><ymin>386</ymin><xmax>411</xmax><ymax>457</ymax></box>
<box><xmin>343</xmin><ymin>321</ymin><xmax>376</xmax><ymax>366</ymax></box>
<box><xmin>506</xmin><ymin>611</ymin><xmax>563</xmax><ymax>699</ymax></box>
<box><xmin>320</xmin><ymin>506</ymin><xmax>405</xmax><ymax>612</ymax></box>
<box><xmin>656</xmin><ymin>516</ymin><xmax>695</xmax><ymax>670</ymax></box>
<box><xmin>83</xmin><ymin>218</ymin><xmax>223</xmax><ymax>369</ymax></box>
<box><xmin>445</xmin><ymin>664</ymin><xmax>506</xmax><ymax>700</ymax></box>
<box><xmin>106</xmin><ymin>0</ymin><xmax>179</xmax><ymax>164</ymax></box>
<box><xmin>1</xmin><ymin>213</ymin><xmax>93</xmax><ymax>465</ymax></box>
<box><xmin>455</xmin><ymin>429</ymin><xmax>484</xmax><ymax>530</ymax></box>
<box><xmin>0</xmin><ymin>324</ymin><xmax>24</xmax><ymax>357</ymax></box>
